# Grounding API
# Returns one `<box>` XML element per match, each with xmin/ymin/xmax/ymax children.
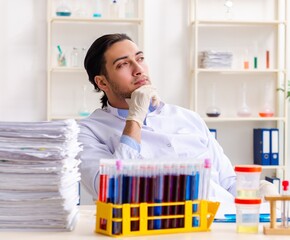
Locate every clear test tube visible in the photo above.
<box><xmin>281</xmin><ymin>180</ymin><xmax>289</xmax><ymax>228</ymax></box>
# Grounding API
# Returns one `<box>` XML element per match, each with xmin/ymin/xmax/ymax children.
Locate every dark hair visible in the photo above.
<box><xmin>84</xmin><ymin>33</ymin><xmax>133</xmax><ymax>108</ymax></box>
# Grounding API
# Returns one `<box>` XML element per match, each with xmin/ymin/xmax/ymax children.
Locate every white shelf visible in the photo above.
<box><xmin>189</xmin><ymin>0</ymin><xmax>288</xmax><ymax>179</ymax></box>
<box><xmin>47</xmin><ymin>0</ymin><xmax>145</xmax><ymax>121</ymax></box>
<box><xmin>192</xmin><ymin>20</ymin><xmax>287</xmax><ymax>26</ymax></box>
<box><xmin>50</xmin><ymin>67</ymin><xmax>86</xmax><ymax>73</ymax></box>
<box><xmin>194</xmin><ymin>69</ymin><xmax>284</xmax><ymax>74</ymax></box>
<box><xmin>203</xmin><ymin>117</ymin><xmax>287</xmax><ymax>122</ymax></box>
<box><xmin>50</xmin><ymin>17</ymin><xmax>143</xmax><ymax>24</ymax></box>
<box><xmin>261</xmin><ymin>165</ymin><xmax>286</xmax><ymax>170</ymax></box>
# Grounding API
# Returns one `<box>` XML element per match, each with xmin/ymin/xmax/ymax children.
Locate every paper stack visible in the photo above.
<box><xmin>200</xmin><ymin>50</ymin><xmax>233</xmax><ymax>68</ymax></box>
<box><xmin>0</xmin><ymin>119</ymin><xmax>82</xmax><ymax>231</ymax></box>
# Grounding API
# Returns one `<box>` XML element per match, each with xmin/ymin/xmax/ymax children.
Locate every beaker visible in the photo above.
<box><xmin>93</xmin><ymin>0</ymin><xmax>102</xmax><ymax>17</ymax></box>
<box><xmin>57</xmin><ymin>52</ymin><xmax>67</xmax><ymax>67</ymax></box>
<box><xmin>55</xmin><ymin>0</ymin><xmax>72</xmax><ymax>17</ymax></box>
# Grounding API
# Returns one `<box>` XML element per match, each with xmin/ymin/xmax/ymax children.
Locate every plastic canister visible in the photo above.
<box><xmin>235</xmin><ymin>198</ymin><xmax>261</xmax><ymax>233</ymax></box>
<box><xmin>234</xmin><ymin>165</ymin><xmax>262</xmax><ymax>199</ymax></box>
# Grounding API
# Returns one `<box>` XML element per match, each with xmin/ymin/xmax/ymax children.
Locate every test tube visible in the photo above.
<box><xmin>266</xmin><ymin>50</ymin><xmax>270</xmax><ymax>69</ymax></box>
<box><xmin>130</xmin><ymin>162</ymin><xmax>140</xmax><ymax>231</ymax></box>
<box><xmin>281</xmin><ymin>180</ymin><xmax>289</xmax><ymax>228</ymax></box>
<box><xmin>113</xmin><ymin>160</ymin><xmax>123</xmax><ymax>235</ymax></box>
<box><xmin>243</xmin><ymin>49</ymin><xmax>249</xmax><ymax>69</ymax></box>
<box><xmin>202</xmin><ymin>159</ymin><xmax>211</xmax><ymax>199</ymax></box>
<box><xmin>154</xmin><ymin>162</ymin><xmax>163</xmax><ymax>230</ymax></box>
<box><xmin>98</xmin><ymin>163</ymin><xmax>108</xmax><ymax>230</ymax></box>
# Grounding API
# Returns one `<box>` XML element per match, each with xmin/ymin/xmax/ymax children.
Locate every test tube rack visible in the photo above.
<box><xmin>263</xmin><ymin>195</ymin><xmax>290</xmax><ymax>235</ymax></box>
<box><xmin>95</xmin><ymin>200</ymin><xmax>220</xmax><ymax>237</ymax></box>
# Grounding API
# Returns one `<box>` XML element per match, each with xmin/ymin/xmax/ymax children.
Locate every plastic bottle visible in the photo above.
<box><xmin>70</xmin><ymin>47</ymin><xmax>79</xmax><ymax>67</ymax></box>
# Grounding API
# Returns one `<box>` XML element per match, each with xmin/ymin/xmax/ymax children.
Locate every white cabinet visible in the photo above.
<box><xmin>188</xmin><ymin>0</ymin><xmax>288</xmax><ymax>179</ymax></box>
<box><xmin>46</xmin><ymin>0</ymin><xmax>144</xmax><ymax>120</ymax></box>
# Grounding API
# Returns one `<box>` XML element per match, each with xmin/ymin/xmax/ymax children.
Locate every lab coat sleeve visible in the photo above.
<box><xmin>78</xmin><ymin>121</ymin><xmax>142</xmax><ymax>200</ymax></box>
<box><xmin>199</xmin><ymin>117</ymin><xmax>237</xmax><ymax>196</ymax></box>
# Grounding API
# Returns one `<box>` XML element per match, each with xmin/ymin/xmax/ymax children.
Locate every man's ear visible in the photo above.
<box><xmin>94</xmin><ymin>75</ymin><xmax>108</xmax><ymax>91</ymax></box>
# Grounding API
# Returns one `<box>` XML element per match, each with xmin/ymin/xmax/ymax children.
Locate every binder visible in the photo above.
<box><xmin>253</xmin><ymin>128</ymin><xmax>270</xmax><ymax>165</ymax></box>
<box><xmin>270</xmin><ymin>128</ymin><xmax>279</xmax><ymax>166</ymax></box>
<box><xmin>265</xmin><ymin>176</ymin><xmax>280</xmax><ymax>194</ymax></box>
<box><xmin>209</xmin><ymin>129</ymin><xmax>217</xmax><ymax>139</ymax></box>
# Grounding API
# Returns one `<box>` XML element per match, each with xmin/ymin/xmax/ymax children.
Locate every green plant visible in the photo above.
<box><xmin>277</xmin><ymin>80</ymin><xmax>290</xmax><ymax>100</ymax></box>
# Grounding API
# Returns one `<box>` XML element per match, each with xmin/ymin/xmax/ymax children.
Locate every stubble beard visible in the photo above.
<box><xmin>106</xmin><ymin>76</ymin><xmax>132</xmax><ymax>99</ymax></box>
<box><xmin>106</xmin><ymin>74</ymin><xmax>151</xmax><ymax>100</ymax></box>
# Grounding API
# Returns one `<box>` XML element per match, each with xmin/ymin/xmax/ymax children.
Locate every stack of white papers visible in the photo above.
<box><xmin>200</xmin><ymin>50</ymin><xmax>233</xmax><ymax>68</ymax></box>
<box><xmin>0</xmin><ymin>120</ymin><xmax>82</xmax><ymax>231</ymax></box>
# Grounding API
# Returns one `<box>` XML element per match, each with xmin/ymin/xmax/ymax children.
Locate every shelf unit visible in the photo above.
<box><xmin>188</xmin><ymin>0</ymin><xmax>288</xmax><ymax>180</ymax></box>
<box><xmin>46</xmin><ymin>0</ymin><xmax>144</xmax><ymax>120</ymax></box>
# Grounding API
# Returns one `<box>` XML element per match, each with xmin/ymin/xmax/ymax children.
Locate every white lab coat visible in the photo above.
<box><xmin>78</xmin><ymin>102</ymin><xmax>236</xmax><ymax>202</ymax></box>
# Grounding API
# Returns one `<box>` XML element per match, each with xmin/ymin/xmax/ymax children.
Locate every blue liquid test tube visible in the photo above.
<box><xmin>112</xmin><ymin>160</ymin><xmax>123</xmax><ymax>235</ymax></box>
<box><xmin>154</xmin><ymin>163</ymin><xmax>164</xmax><ymax>229</ymax></box>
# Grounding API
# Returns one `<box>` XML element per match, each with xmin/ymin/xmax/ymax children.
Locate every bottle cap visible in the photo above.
<box><xmin>235</xmin><ymin>198</ymin><xmax>261</xmax><ymax>204</ymax></box>
<box><xmin>234</xmin><ymin>165</ymin><xmax>262</xmax><ymax>173</ymax></box>
<box><xmin>116</xmin><ymin>159</ymin><xmax>122</xmax><ymax>171</ymax></box>
<box><xmin>282</xmin><ymin>180</ymin><xmax>289</xmax><ymax>191</ymax></box>
<box><xmin>204</xmin><ymin>158</ymin><xmax>211</xmax><ymax>168</ymax></box>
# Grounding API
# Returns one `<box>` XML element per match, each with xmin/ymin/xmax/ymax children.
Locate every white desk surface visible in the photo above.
<box><xmin>1</xmin><ymin>205</ymin><xmax>289</xmax><ymax>240</ymax></box>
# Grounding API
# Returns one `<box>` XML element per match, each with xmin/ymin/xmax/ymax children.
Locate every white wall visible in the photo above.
<box><xmin>0</xmin><ymin>0</ymin><xmax>289</xmax><ymax>202</ymax></box>
<box><xmin>0</xmin><ymin>0</ymin><xmax>189</xmax><ymax>121</ymax></box>
<box><xmin>0</xmin><ymin>0</ymin><xmax>47</xmax><ymax>121</ymax></box>
<box><xmin>145</xmin><ymin>0</ymin><xmax>190</xmax><ymax>108</ymax></box>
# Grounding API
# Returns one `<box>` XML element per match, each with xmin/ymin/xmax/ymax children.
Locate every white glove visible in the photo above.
<box><xmin>125</xmin><ymin>85</ymin><xmax>160</xmax><ymax>127</ymax></box>
<box><xmin>259</xmin><ymin>180</ymin><xmax>280</xmax><ymax>202</ymax></box>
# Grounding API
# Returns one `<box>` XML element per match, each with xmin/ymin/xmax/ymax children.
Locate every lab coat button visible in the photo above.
<box><xmin>167</xmin><ymin>143</ymin><xmax>172</xmax><ymax>147</ymax></box>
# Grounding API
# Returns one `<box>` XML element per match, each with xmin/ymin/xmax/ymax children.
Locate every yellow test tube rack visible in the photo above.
<box><xmin>95</xmin><ymin>200</ymin><xmax>220</xmax><ymax>237</ymax></box>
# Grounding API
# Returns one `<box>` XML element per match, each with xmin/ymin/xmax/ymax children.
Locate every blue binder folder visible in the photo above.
<box><xmin>253</xmin><ymin>128</ymin><xmax>270</xmax><ymax>165</ymax></box>
<box><xmin>265</xmin><ymin>176</ymin><xmax>280</xmax><ymax>193</ymax></box>
<box><xmin>209</xmin><ymin>129</ymin><xmax>217</xmax><ymax>139</ymax></box>
<box><xmin>270</xmin><ymin>128</ymin><xmax>279</xmax><ymax>165</ymax></box>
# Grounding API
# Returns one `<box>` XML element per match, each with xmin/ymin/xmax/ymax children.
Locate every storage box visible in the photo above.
<box><xmin>235</xmin><ymin>165</ymin><xmax>262</xmax><ymax>199</ymax></box>
<box><xmin>95</xmin><ymin>200</ymin><xmax>220</xmax><ymax>237</ymax></box>
<box><xmin>235</xmin><ymin>198</ymin><xmax>261</xmax><ymax>233</ymax></box>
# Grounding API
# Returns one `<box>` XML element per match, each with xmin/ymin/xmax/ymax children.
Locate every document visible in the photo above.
<box><xmin>0</xmin><ymin>120</ymin><xmax>82</xmax><ymax>231</ymax></box>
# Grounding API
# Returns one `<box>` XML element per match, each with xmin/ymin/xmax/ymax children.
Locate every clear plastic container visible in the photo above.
<box><xmin>235</xmin><ymin>198</ymin><xmax>261</xmax><ymax>233</ymax></box>
<box><xmin>234</xmin><ymin>165</ymin><xmax>262</xmax><ymax>199</ymax></box>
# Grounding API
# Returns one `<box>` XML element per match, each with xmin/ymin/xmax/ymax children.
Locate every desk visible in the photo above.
<box><xmin>1</xmin><ymin>205</ymin><xmax>289</xmax><ymax>240</ymax></box>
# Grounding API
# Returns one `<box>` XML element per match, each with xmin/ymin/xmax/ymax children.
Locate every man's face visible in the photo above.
<box><xmin>102</xmin><ymin>39</ymin><xmax>151</xmax><ymax>103</ymax></box>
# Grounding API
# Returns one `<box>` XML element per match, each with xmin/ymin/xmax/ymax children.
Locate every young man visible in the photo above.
<box><xmin>79</xmin><ymin>33</ymin><xmax>276</xmax><ymax>202</ymax></box>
